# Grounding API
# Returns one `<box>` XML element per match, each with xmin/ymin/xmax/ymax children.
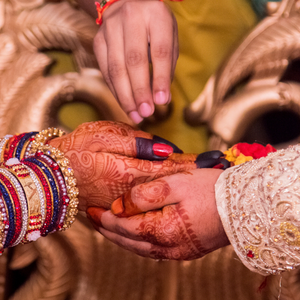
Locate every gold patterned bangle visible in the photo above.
<box><xmin>35</xmin><ymin>144</ymin><xmax>79</xmax><ymax>230</ymax></box>
<box><xmin>6</xmin><ymin>162</ymin><xmax>44</xmax><ymax>243</ymax></box>
<box><xmin>30</xmin><ymin>128</ymin><xmax>65</xmax><ymax>155</ymax></box>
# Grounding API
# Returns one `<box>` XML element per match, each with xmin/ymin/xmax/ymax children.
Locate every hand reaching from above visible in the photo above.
<box><xmin>87</xmin><ymin>169</ymin><xmax>230</xmax><ymax>260</ymax></box>
<box><xmin>49</xmin><ymin>121</ymin><xmax>200</xmax><ymax>211</ymax></box>
<box><xmin>93</xmin><ymin>0</ymin><xmax>178</xmax><ymax>123</ymax></box>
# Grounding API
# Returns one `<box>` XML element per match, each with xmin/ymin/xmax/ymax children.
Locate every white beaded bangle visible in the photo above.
<box><xmin>0</xmin><ymin>194</ymin><xmax>8</xmax><ymax>251</ymax></box>
<box><xmin>0</xmin><ymin>135</ymin><xmax>13</xmax><ymax>162</ymax></box>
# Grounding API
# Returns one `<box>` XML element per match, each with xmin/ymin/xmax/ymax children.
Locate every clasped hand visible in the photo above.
<box><xmin>89</xmin><ymin>169</ymin><xmax>229</xmax><ymax>260</ymax></box>
<box><xmin>49</xmin><ymin>121</ymin><xmax>197</xmax><ymax>211</ymax></box>
<box><xmin>49</xmin><ymin>121</ymin><xmax>229</xmax><ymax>260</ymax></box>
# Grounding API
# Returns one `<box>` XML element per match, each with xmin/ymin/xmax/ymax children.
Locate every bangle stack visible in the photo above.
<box><xmin>0</xmin><ymin>128</ymin><xmax>78</xmax><ymax>254</ymax></box>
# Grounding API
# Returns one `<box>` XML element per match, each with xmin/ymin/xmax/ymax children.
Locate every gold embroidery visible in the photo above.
<box><xmin>216</xmin><ymin>146</ymin><xmax>300</xmax><ymax>275</ymax></box>
<box><xmin>245</xmin><ymin>245</ymin><xmax>259</xmax><ymax>259</ymax></box>
<box><xmin>280</xmin><ymin>222</ymin><xmax>300</xmax><ymax>247</ymax></box>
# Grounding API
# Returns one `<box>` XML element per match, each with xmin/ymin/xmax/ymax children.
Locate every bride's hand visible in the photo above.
<box><xmin>49</xmin><ymin>121</ymin><xmax>199</xmax><ymax>211</ymax></box>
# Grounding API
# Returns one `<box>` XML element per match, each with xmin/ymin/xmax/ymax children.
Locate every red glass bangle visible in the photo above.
<box><xmin>0</xmin><ymin>173</ymin><xmax>22</xmax><ymax>247</ymax></box>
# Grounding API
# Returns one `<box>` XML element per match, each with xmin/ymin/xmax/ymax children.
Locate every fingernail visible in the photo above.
<box><xmin>139</xmin><ymin>103</ymin><xmax>152</xmax><ymax>117</ymax></box>
<box><xmin>155</xmin><ymin>91</ymin><xmax>167</xmax><ymax>105</ymax></box>
<box><xmin>111</xmin><ymin>197</ymin><xmax>124</xmax><ymax>215</ymax></box>
<box><xmin>153</xmin><ymin>143</ymin><xmax>173</xmax><ymax>157</ymax></box>
<box><xmin>153</xmin><ymin>135</ymin><xmax>183</xmax><ymax>153</ymax></box>
<box><xmin>86</xmin><ymin>207</ymin><xmax>104</xmax><ymax>227</ymax></box>
<box><xmin>129</xmin><ymin>111</ymin><xmax>143</xmax><ymax>124</ymax></box>
<box><xmin>213</xmin><ymin>163</ymin><xmax>224</xmax><ymax>169</ymax></box>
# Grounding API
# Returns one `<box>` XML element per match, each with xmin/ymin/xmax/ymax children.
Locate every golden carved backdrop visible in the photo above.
<box><xmin>1</xmin><ymin>0</ymin><xmax>300</xmax><ymax>299</ymax></box>
<box><xmin>186</xmin><ymin>0</ymin><xmax>300</xmax><ymax>152</ymax></box>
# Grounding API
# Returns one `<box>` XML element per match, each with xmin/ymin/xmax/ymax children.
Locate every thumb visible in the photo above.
<box><xmin>111</xmin><ymin>176</ymin><xmax>179</xmax><ymax>217</ymax></box>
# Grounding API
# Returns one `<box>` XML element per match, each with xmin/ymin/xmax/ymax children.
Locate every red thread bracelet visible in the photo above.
<box><xmin>95</xmin><ymin>0</ymin><xmax>183</xmax><ymax>26</ymax></box>
<box><xmin>95</xmin><ymin>0</ymin><xmax>120</xmax><ymax>25</ymax></box>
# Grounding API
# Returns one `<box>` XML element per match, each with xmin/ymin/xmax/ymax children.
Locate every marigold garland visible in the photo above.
<box><xmin>224</xmin><ymin>143</ymin><xmax>277</xmax><ymax>166</ymax></box>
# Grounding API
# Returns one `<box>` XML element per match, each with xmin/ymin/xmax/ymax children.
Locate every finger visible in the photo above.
<box><xmin>89</xmin><ymin>206</ymin><xmax>181</xmax><ymax>247</ymax></box>
<box><xmin>99</xmin><ymin>226</ymin><xmax>182</xmax><ymax>260</ymax></box>
<box><xmin>150</xmin><ymin>4</ymin><xmax>174</xmax><ymax>105</ymax></box>
<box><xmin>195</xmin><ymin>151</ymin><xmax>230</xmax><ymax>169</ymax></box>
<box><xmin>88</xmin><ymin>208</ymin><xmax>145</xmax><ymax>242</ymax></box>
<box><xmin>75</xmin><ymin>152</ymin><xmax>197</xmax><ymax>210</ymax></box>
<box><xmin>99</xmin><ymin>226</ymin><xmax>155</xmax><ymax>258</ymax></box>
<box><xmin>52</xmin><ymin>121</ymin><xmax>184</xmax><ymax>160</ymax></box>
<box><xmin>167</xmin><ymin>153</ymin><xmax>197</xmax><ymax>162</ymax></box>
<box><xmin>171</xmin><ymin>14</ymin><xmax>179</xmax><ymax>80</ymax></box>
<box><xmin>93</xmin><ymin>30</ymin><xmax>117</xmax><ymax>98</ymax></box>
<box><xmin>73</xmin><ymin>121</ymin><xmax>150</xmax><ymax>138</ymax></box>
<box><xmin>134</xmin><ymin>134</ymin><xmax>184</xmax><ymax>160</ymax></box>
<box><xmin>136</xmin><ymin>136</ymin><xmax>185</xmax><ymax>160</ymax></box>
<box><xmin>86</xmin><ymin>206</ymin><xmax>106</xmax><ymax>229</ymax></box>
<box><xmin>124</xmin><ymin>6</ymin><xmax>154</xmax><ymax>118</ymax></box>
<box><xmin>111</xmin><ymin>168</ymin><xmax>224</xmax><ymax>218</ymax></box>
<box><xmin>87</xmin><ymin>204</ymin><xmax>180</xmax><ymax>260</ymax></box>
<box><xmin>52</xmin><ymin>121</ymin><xmax>228</xmax><ymax>166</ymax></box>
<box><xmin>111</xmin><ymin>172</ymin><xmax>193</xmax><ymax>216</ymax></box>
<box><xmin>104</xmin><ymin>20</ymin><xmax>140</xmax><ymax>120</ymax></box>
<box><xmin>91</xmin><ymin>204</ymin><xmax>193</xmax><ymax>259</ymax></box>
<box><xmin>77</xmin><ymin>121</ymin><xmax>183</xmax><ymax>157</ymax></box>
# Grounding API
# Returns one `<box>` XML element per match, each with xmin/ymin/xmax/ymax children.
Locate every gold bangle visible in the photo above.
<box><xmin>30</xmin><ymin>128</ymin><xmax>78</xmax><ymax>230</ymax></box>
<box><xmin>6</xmin><ymin>162</ymin><xmax>43</xmax><ymax>243</ymax></box>
<box><xmin>30</xmin><ymin>128</ymin><xmax>65</xmax><ymax>155</ymax></box>
<box><xmin>35</xmin><ymin>144</ymin><xmax>79</xmax><ymax>230</ymax></box>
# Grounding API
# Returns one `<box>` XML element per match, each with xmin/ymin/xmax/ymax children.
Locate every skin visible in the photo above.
<box><xmin>78</xmin><ymin>0</ymin><xmax>178</xmax><ymax>123</ymax></box>
<box><xmin>47</xmin><ymin>121</ymin><xmax>229</xmax><ymax>259</ymax></box>
<box><xmin>72</xmin><ymin>3</ymin><xmax>226</xmax><ymax>260</ymax></box>
<box><xmin>87</xmin><ymin>169</ymin><xmax>230</xmax><ymax>260</ymax></box>
<box><xmin>49</xmin><ymin>121</ymin><xmax>198</xmax><ymax>211</ymax></box>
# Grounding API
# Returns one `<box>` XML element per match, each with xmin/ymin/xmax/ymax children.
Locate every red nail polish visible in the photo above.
<box><xmin>213</xmin><ymin>163</ymin><xmax>224</xmax><ymax>169</ymax></box>
<box><xmin>153</xmin><ymin>143</ymin><xmax>173</xmax><ymax>157</ymax></box>
<box><xmin>111</xmin><ymin>197</ymin><xmax>124</xmax><ymax>216</ymax></box>
<box><xmin>86</xmin><ymin>207</ymin><xmax>105</xmax><ymax>227</ymax></box>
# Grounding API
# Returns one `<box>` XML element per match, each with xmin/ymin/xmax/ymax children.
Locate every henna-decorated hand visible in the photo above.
<box><xmin>86</xmin><ymin>169</ymin><xmax>230</xmax><ymax>260</ymax></box>
<box><xmin>48</xmin><ymin>121</ymin><xmax>201</xmax><ymax>211</ymax></box>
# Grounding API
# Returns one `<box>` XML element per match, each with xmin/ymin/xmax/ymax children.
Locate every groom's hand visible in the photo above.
<box><xmin>87</xmin><ymin>169</ymin><xmax>230</xmax><ymax>260</ymax></box>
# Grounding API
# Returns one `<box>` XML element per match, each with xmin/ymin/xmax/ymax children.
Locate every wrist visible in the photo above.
<box><xmin>96</xmin><ymin>0</ymin><xmax>121</xmax><ymax>25</ymax></box>
<box><xmin>96</xmin><ymin>0</ymin><xmax>164</xmax><ymax>25</ymax></box>
<box><xmin>208</xmin><ymin>169</ymin><xmax>230</xmax><ymax>251</ymax></box>
<box><xmin>0</xmin><ymin>128</ymin><xmax>79</xmax><ymax>254</ymax></box>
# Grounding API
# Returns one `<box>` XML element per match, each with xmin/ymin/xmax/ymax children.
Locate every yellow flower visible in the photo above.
<box><xmin>234</xmin><ymin>153</ymin><xmax>253</xmax><ymax>165</ymax></box>
<box><xmin>224</xmin><ymin>146</ymin><xmax>253</xmax><ymax>166</ymax></box>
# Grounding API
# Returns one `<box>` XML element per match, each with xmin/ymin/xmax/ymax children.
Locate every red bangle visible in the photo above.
<box><xmin>95</xmin><ymin>0</ymin><xmax>120</xmax><ymax>26</ymax></box>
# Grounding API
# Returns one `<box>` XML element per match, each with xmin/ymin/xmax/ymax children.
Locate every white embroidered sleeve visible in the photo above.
<box><xmin>215</xmin><ymin>145</ymin><xmax>300</xmax><ymax>275</ymax></box>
